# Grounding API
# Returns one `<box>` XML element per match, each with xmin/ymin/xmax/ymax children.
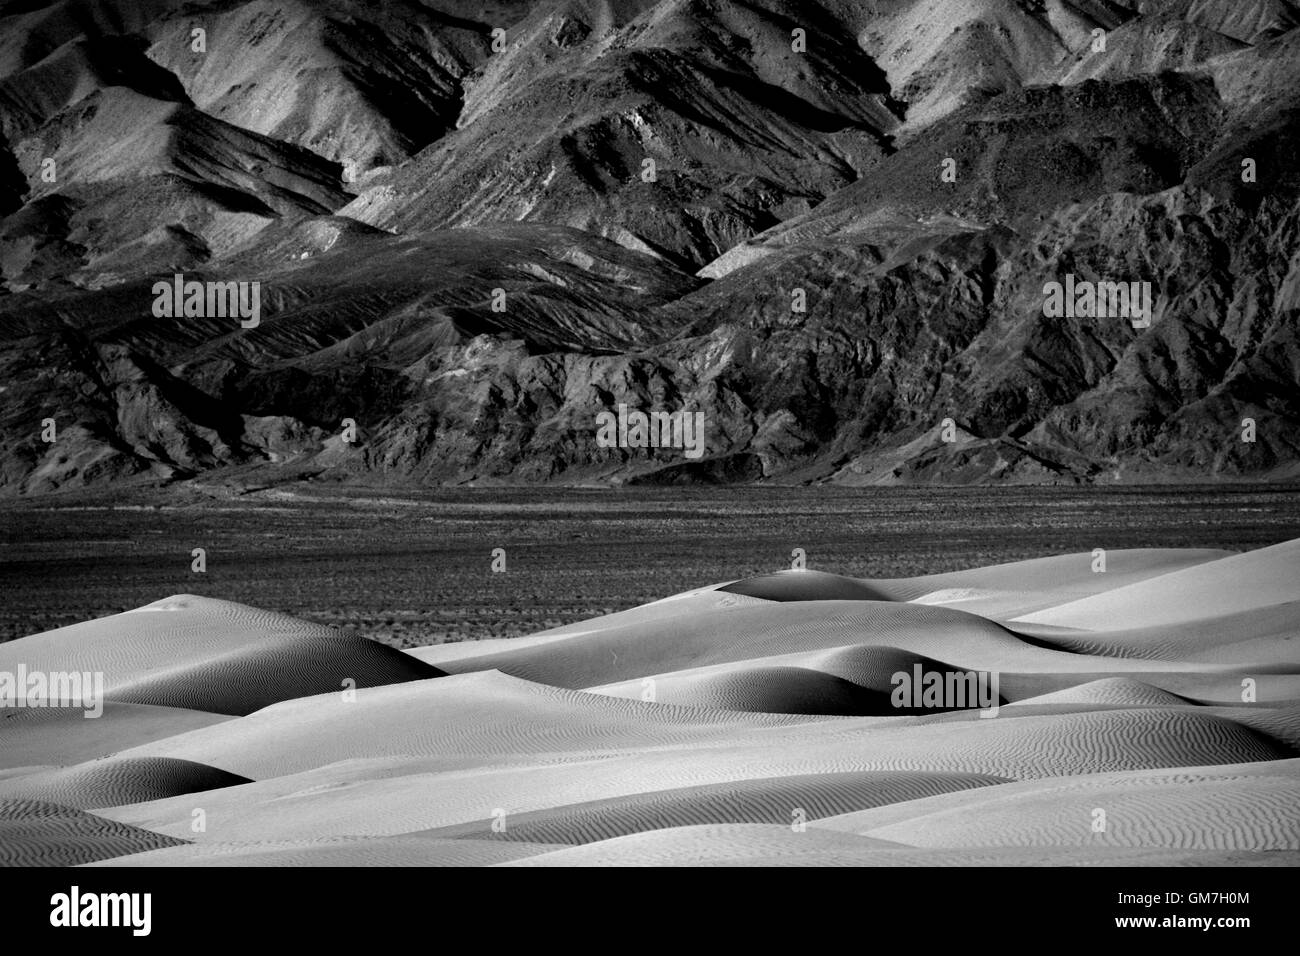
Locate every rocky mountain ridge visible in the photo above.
<box><xmin>0</xmin><ymin>0</ymin><xmax>1297</xmax><ymax>493</ymax></box>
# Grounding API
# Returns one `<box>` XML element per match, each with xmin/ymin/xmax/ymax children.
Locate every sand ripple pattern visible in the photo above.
<box><xmin>7</xmin><ymin>543</ymin><xmax>1298</xmax><ymax>866</ymax></box>
<box><xmin>0</xmin><ymin>799</ymin><xmax>187</xmax><ymax>867</ymax></box>
<box><xmin>0</xmin><ymin>757</ymin><xmax>251</xmax><ymax>809</ymax></box>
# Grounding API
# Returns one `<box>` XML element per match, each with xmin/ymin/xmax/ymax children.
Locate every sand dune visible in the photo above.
<box><xmin>93</xmin><ymin>695</ymin><xmax>1293</xmax><ymax>849</ymax></box>
<box><xmin>584</xmin><ymin>635</ymin><xmax>1280</xmax><ymax>715</ymax></box>
<box><xmin>816</xmin><ymin>760</ymin><xmax>1300</xmax><ymax>852</ymax></box>
<box><xmin>590</xmin><ymin>646</ymin><xmax>1002</xmax><ymax>715</ymax></box>
<box><xmin>430</xmin><ymin>600</ymin><xmax>1079</xmax><ymax>689</ymax></box>
<box><xmin>0</xmin><ymin>594</ymin><xmax>442</xmax><ymax>715</ymax></box>
<box><xmin>1207</xmin><ymin>706</ymin><xmax>1300</xmax><ymax>751</ymax></box>
<box><xmin>111</xmin><ymin>672</ymin><xmax>1294</xmax><ymax>783</ymax></box>
<box><xmin>502</xmin><ymin>824</ymin><xmax>1300</xmax><ymax>867</ymax></box>
<box><xmin>90</xmin><ymin>836</ymin><xmax>564</xmax><ymax>868</ymax></box>
<box><xmin>719</xmin><ymin>570</ymin><xmax>896</xmax><ymax>602</ymax></box>
<box><xmin>3</xmin><ymin>540</ymin><xmax>1296</xmax><ymax>866</ymax></box>
<box><xmin>418</xmin><ymin>771</ymin><xmax>1006</xmax><ymax>846</ymax></box>
<box><xmin>1005</xmin><ymin>678</ymin><xmax>1191</xmax><ymax>709</ymax></box>
<box><xmin>1012</xmin><ymin>600</ymin><xmax>1300</xmax><ymax>665</ymax></box>
<box><xmin>1007</xmin><ymin>674</ymin><xmax>1300</xmax><ymax>708</ymax></box>
<box><xmin>417</xmin><ymin>547</ymin><xmax>1226</xmax><ymax>665</ymax></box>
<box><xmin>0</xmin><ymin>701</ymin><xmax>231</xmax><ymax>771</ymax></box>
<box><xmin>505</xmin><ymin>824</ymin><xmax>909</xmax><ymax>866</ymax></box>
<box><xmin>873</xmin><ymin>547</ymin><xmax>1230</xmax><ymax>601</ymax></box>
<box><xmin>592</xmin><ymin>665</ymin><xmax>896</xmax><ymax>716</ymax></box>
<box><xmin>107</xmin><ymin>672</ymin><xmax>804</xmax><ymax>779</ymax></box>
<box><xmin>1014</xmin><ymin>539</ymin><xmax>1300</xmax><ymax>630</ymax></box>
<box><xmin>422</xmin><ymin>549</ymin><xmax>1277</xmax><ymax>697</ymax></box>
<box><xmin>0</xmin><ymin>757</ymin><xmax>251</xmax><ymax>810</ymax></box>
<box><xmin>407</xmin><ymin>588</ymin><xmax>775</xmax><ymax>669</ymax></box>
<box><xmin>93</xmin><ymin>773</ymin><xmax>1004</xmax><ymax>863</ymax></box>
<box><xmin>0</xmin><ymin>799</ymin><xmax>187</xmax><ymax>866</ymax></box>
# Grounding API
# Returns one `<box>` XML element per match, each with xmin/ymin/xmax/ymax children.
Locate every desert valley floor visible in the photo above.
<box><xmin>1</xmin><ymin>498</ymin><xmax>1297</xmax><ymax>866</ymax></box>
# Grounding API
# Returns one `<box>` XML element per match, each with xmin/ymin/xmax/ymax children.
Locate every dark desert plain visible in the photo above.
<box><xmin>2</xmin><ymin>482</ymin><xmax>1297</xmax><ymax>648</ymax></box>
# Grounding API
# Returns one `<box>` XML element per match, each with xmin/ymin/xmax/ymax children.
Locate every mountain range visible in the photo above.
<box><xmin>2</xmin><ymin>0</ymin><xmax>1298</xmax><ymax>493</ymax></box>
